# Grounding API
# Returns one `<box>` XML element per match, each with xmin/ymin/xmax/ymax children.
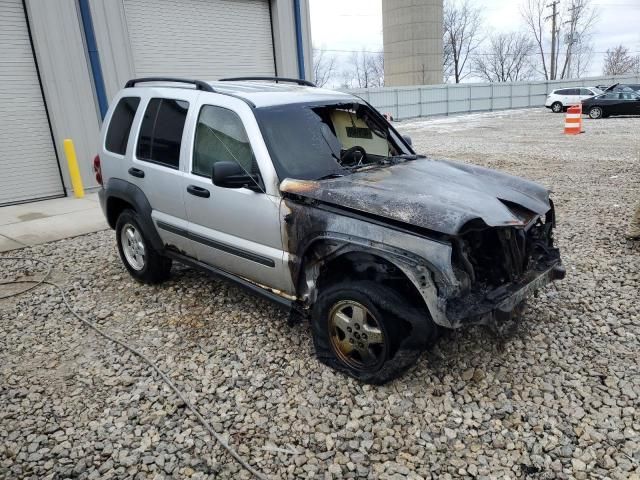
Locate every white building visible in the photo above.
<box><xmin>0</xmin><ymin>0</ymin><xmax>312</xmax><ymax>206</ymax></box>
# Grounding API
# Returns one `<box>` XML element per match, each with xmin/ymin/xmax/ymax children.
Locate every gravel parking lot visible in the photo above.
<box><xmin>1</xmin><ymin>108</ymin><xmax>638</xmax><ymax>480</ymax></box>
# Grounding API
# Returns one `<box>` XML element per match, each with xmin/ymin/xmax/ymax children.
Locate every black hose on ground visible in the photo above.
<box><xmin>0</xmin><ymin>257</ymin><xmax>268</xmax><ymax>480</ymax></box>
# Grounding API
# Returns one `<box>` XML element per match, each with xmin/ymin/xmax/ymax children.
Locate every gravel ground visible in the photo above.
<box><xmin>1</xmin><ymin>108</ymin><xmax>639</xmax><ymax>480</ymax></box>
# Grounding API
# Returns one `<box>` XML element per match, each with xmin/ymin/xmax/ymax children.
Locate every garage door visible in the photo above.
<box><xmin>123</xmin><ymin>0</ymin><xmax>275</xmax><ymax>79</ymax></box>
<box><xmin>0</xmin><ymin>0</ymin><xmax>63</xmax><ymax>206</ymax></box>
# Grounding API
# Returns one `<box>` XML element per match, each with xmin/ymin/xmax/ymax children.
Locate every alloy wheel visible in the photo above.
<box><xmin>328</xmin><ymin>300</ymin><xmax>387</xmax><ymax>371</ymax></box>
<box><xmin>120</xmin><ymin>223</ymin><xmax>146</xmax><ymax>271</ymax></box>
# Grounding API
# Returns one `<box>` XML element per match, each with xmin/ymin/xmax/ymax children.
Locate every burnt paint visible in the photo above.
<box><xmin>279</xmin><ymin>162</ymin><xmax>562</xmax><ymax>332</ymax></box>
<box><xmin>281</xmin><ymin>193</ymin><xmax>457</xmax><ymax>330</ymax></box>
<box><xmin>280</xmin><ymin>158</ymin><xmax>552</xmax><ymax>236</ymax></box>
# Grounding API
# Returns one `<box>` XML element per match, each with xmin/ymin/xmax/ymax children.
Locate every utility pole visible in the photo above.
<box><xmin>546</xmin><ymin>1</ymin><xmax>560</xmax><ymax>80</ymax></box>
<box><xmin>564</xmin><ymin>2</ymin><xmax>582</xmax><ymax>78</ymax></box>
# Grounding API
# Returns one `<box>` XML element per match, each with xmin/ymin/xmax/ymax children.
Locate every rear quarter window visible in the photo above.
<box><xmin>105</xmin><ymin>97</ymin><xmax>140</xmax><ymax>155</ymax></box>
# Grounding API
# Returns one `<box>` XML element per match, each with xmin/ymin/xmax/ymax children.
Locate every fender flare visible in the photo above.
<box><xmin>102</xmin><ymin>178</ymin><xmax>164</xmax><ymax>252</ymax></box>
<box><xmin>295</xmin><ymin>233</ymin><xmax>453</xmax><ymax>328</ymax></box>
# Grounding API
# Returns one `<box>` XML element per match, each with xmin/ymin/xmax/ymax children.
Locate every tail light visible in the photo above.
<box><xmin>93</xmin><ymin>155</ymin><xmax>103</xmax><ymax>186</ymax></box>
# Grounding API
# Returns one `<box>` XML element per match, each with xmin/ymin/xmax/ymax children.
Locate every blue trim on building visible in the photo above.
<box><xmin>78</xmin><ymin>0</ymin><xmax>108</xmax><ymax>119</ymax></box>
<box><xmin>293</xmin><ymin>0</ymin><xmax>305</xmax><ymax>80</ymax></box>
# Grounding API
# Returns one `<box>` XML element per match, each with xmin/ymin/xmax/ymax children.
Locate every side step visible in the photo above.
<box><xmin>164</xmin><ymin>250</ymin><xmax>293</xmax><ymax>311</ymax></box>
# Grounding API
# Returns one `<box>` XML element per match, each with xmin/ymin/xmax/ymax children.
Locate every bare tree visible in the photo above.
<box><xmin>474</xmin><ymin>32</ymin><xmax>536</xmax><ymax>82</ymax></box>
<box><xmin>343</xmin><ymin>50</ymin><xmax>384</xmax><ymax>88</ymax></box>
<box><xmin>558</xmin><ymin>0</ymin><xmax>598</xmax><ymax>79</ymax></box>
<box><xmin>443</xmin><ymin>40</ymin><xmax>454</xmax><ymax>82</ymax></box>
<box><xmin>521</xmin><ymin>0</ymin><xmax>598</xmax><ymax>80</ymax></box>
<box><xmin>443</xmin><ymin>0</ymin><xmax>483</xmax><ymax>83</ymax></box>
<box><xmin>368</xmin><ymin>52</ymin><xmax>385</xmax><ymax>87</ymax></box>
<box><xmin>312</xmin><ymin>48</ymin><xmax>337</xmax><ymax>87</ymax></box>
<box><xmin>569</xmin><ymin>41</ymin><xmax>593</xmax><ymax>78</ymax></box>
<box><xmin>603</xmin><ymin>45</ymin><xmax>640</xmax><ymax>75</ymax></box>
<box><xmin>521</xmin><ymin>0</ymin><xmax>549</xmax><ymax>79</ymax></box>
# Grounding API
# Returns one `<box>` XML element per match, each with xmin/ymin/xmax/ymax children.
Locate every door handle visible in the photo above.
<box><xmin>187</xmin><ymin>185</ymin><xmax>210</xmax><ymax>198</ymax></box>
<box><xmin>128</xmin><ymin>167</ymin><xmax>145</xmax><ymax>178</ymax></box>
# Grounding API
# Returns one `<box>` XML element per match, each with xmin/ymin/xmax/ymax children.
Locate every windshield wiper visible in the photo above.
<box><xmin>387</xmin><ymin>154</ymin><xmax>426</xmax><ymax>161</ymax></box>
<box><xmin>316</xmin><ymin>172</ymin><xmax>345</xmax><ymax>180</ymax></box>
<box><xmin>347</xmin><ymin>154</ymin><xmax>426</xmax><ymax>173</ymax></box>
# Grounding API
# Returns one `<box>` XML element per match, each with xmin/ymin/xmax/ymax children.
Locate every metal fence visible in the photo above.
<box><xmin>346</xmin><ymin>74</ymin><xmax>640</xmax><ymax>120</ymax></box>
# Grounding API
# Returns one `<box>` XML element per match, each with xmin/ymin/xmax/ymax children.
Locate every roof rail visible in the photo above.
<box><xmin>124</xmin><ymin>77</ymin><xmax>215</xmax><ymax>92</ymax></box>
<box><xmin>219</xmin><ymin>76</ymin><xmax>317</xmax><ymax>87</ymax></box>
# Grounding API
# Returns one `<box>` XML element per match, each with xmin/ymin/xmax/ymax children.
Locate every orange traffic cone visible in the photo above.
<box><xmin>564</xmin><ymin>104</ymin><xmax>583</xmax><ymax>135</ymax></box>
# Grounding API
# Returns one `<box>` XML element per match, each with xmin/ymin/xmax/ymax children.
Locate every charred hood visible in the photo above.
<box><xmin>280</xmin><ymin>158</ymin><xmax>552</xmax><ymax>236</ymax></box>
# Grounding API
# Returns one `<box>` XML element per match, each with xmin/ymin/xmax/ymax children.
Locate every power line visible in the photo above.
<box><xmin>315</xmin><ymin>48</ymin><xmax>640</xmax><ymax>56</ymax></box>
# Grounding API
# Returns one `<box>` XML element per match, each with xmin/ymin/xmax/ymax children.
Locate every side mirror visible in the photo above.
<box><xmin>212</xmin><ymin>161</ymin><xmax>263</xmax><ymax>193</ymax></box>
<box><xmin>403</xmin><ymin>135</ymin><xmax>413</xmax><ymax>146</ymax></box>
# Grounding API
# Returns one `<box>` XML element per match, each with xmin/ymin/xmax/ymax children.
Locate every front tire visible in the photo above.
<box><xmin>551</xmin><ymin>102</ymin><xmax>563</xmax><ymax>113</ymax></box>
<box><xmin>311</xmin><ymin>281</ymin><xmax>437</xmax><ymax>384</ymax></box>
<box><xmin>115</xmin><ymin>209</ymin><xmax>171</xmax><ymax>284</ymax></box>
<box><xmin>589</xmin><ymin>106</ymin><xmax>603</xmax><ymax>119</ymax></box>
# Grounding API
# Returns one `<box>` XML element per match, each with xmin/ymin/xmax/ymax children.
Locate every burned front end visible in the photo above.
<box><xmin>447</xmin><ymin>203</ymin><xmax>565</xmax><ymax>327</ymax></box>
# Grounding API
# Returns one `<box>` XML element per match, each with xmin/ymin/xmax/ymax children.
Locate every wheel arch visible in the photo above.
<box><xmin>103</xmin><ymin>178</ymin><xmax>164</xmax><ymax>252</ymax></box>
<box><xmin>296</xmin><ymin>236</ymin><xmax>445</xmax><ymax>328</ymax></box>
<box><xmin>551</xmin><ymin>101</ymin><xmax>563</xmax><ymax>112</ymax></box>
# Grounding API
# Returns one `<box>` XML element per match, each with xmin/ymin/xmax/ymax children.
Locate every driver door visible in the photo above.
<box><xmin>182</xmin><ymin>98</ymin><xmax>293</xmax><ymax>294</ymax></box>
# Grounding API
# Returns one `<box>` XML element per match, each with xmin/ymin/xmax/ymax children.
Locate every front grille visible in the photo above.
<box><xmin>458</xmin><ymin>220</ymin><xmax>554</xmax><ymax>288</ymax></box>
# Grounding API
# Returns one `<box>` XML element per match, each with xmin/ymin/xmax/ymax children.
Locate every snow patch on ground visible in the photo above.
<box><xmin>396</xmin><ymin>108</ymin><xmax>538</xmax><ymax>132</ymax></box>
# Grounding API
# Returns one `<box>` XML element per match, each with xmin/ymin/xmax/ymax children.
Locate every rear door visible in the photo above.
<box><xmin>607</xmin><ymin>93</ymin><xmax>627</xmax><ymax>115</ymax></box>
<box><xmin>181</xmin><ymin>95</ymin><xmax>293</xmax><ymax>293</ymax></box>
<box><xmin>579</xmin><ymin>88</ymin><xmax>595</xmax><ymax>102</ymax></box>
<box><xmin>127</xmin><ymin>91</ymin><xmax>197</xmax><ymax>256</ymax></box>
<box><xmin>565</xmin><ymin>88</ymin><xmax>581</xmax><ymax>106</ymax></box>
<box><xmin>620</xmin><ymin>92</ymin><xmax>640</xmax><ymax>115</ymax></box>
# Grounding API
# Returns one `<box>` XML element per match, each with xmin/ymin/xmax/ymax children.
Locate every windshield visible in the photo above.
<box><xmin>254</xmin><ymin>101</ymin><xmax>413</xmax><ymax>180</ymax></box>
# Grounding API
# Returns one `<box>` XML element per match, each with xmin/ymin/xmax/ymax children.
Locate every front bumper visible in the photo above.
<box><xmin>447</xmin><ymin>258</ymin><xmax>565</xmax><ymax>326</ymax></box>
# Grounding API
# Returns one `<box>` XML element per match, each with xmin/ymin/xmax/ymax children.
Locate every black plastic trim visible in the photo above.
<box><xmin>125</xmin><ymin>77</ymin><xmax>215</xmax><ymax>92</ymax></box>
<box><xmin>186</xmin><ymin>185</ymin><xmax>210</xmax><ymax>198</ymax></box>
<box><xmin>165</xmin><ymin>250</ymin><xmax>291</xmax><ymax>310</ymax></box>
<box><xmin>102</xmin><ymin>178</ymin><xmax>165</xmax><ymax>252</ymax></box>
<box><xmin>156</xmin><ymin>221</ymin><xmax>275</xmax><ymax>267</ymax></box>
<box><xmin>219</xmin><ymin>76</ymin><xmax>317</xmax><ymax>87</ymax></box>
<box><xmin>128</xmin><ymin>167</ymin><xmax>145</xmax><ymax>178</ymax></box>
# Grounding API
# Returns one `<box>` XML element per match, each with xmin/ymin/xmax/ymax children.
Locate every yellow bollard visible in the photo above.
<box><xmin>63</xmin><ymin>139</ymin><xmax>84</xmax><ymax>198</ymax></box>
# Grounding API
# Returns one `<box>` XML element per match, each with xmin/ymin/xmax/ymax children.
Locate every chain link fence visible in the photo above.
<box><xmin>346</xmin><ymin>74</ymin><xmax>640</xmax><ymax>120</ymax></box>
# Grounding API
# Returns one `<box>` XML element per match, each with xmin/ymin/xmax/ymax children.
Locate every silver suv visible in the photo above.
<box><xmin>97</xmin><ymin>77</ymin><xmax>565</xmax><ymax>384</ymax></box>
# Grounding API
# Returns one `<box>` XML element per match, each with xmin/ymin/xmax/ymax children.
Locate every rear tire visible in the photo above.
<box><xmin>311</xmin><ymin>280</ymin><xmax>437</xmax><ymax>384</ymax></box>
<box><xmin>551</xmin><ymin>102</ymin><xmax>563</xmax><ymax>113</ymax></box>
<box><xmin>589</xmin><ymin>106</ymin><xmax>603</xmax><ymax>119</ymax></box>
<box><xmin>115</xmin><ymin>209</ymin><xmax>171</xmax><ymax>284</ymax></box>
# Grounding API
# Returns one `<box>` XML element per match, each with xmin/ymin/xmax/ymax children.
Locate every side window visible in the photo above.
<box><xmin>192</xmin><ymin>105</ymin><xmax>258</xmax><ymax>178</ymax></box>
<box><xmin>568</xmin><ymin>89</ymin><xmax>580</xmax><ymax>95</ymax></box>
<box><xmin>580</xmin><ymin>89</ymin><xmax>593</xmax><ymax>96</ymax></box>
<box><xmin>556</xmin><ymin>89</ymin><xmax>569</xmax><ymax>95</ymax></box>
<box><xmin>105</xmin><ymin>97</ymin><xmax>140</xmax><ymax>155</ymax></box>
<box><xmin>136</xmin><ymin>98</ymin><xmax>189</xmax><ymax>169</ymax></box>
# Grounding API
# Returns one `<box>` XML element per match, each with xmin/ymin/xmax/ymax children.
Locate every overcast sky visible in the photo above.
<box><xmin>309</xmin><ymin>0</ymin><xmax>640</xmax><ymax>80</ymax></box>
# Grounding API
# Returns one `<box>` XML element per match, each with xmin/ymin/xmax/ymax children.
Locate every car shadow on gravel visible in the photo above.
<box><xmin>164</xmin><ymin>263</ymin><xmax>560</xmax><ymax>387</ymax></box>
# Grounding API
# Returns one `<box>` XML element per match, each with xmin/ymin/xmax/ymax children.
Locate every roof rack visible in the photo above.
<box><xmin>124</xmin><ymin>77</ymin><xmax>215</xmax><ymax>92</ymax></box>
<box><xmin>219</xmin><ymin>76</ymin><xmax>317</xmax><ymax>87</ymax></box>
